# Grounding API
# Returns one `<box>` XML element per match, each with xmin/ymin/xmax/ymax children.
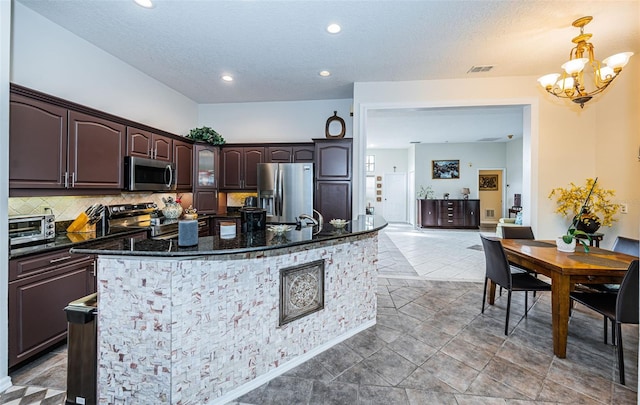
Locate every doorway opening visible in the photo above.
<box><xmin>478</xmin><ymin>168</ymin><xmax>505</xmax><ymax>225</ymax></box>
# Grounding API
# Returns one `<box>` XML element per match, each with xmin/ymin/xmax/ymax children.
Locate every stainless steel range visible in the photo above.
<box><xmin>106</xmin><ymin>202</ymin><xmax>181</xmax><ymax>240</ymax></box>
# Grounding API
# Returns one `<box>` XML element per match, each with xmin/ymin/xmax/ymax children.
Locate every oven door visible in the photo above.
<box><xmin>124</xmin><ymin>156</ymin><xmax>176</xmax><ymax>192</ymax></box>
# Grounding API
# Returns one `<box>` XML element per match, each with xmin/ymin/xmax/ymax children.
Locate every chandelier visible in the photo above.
<box><xmin>537</xmin><ymin>16</ymin><xmax>633</xmax><ymax>108</ymax></box>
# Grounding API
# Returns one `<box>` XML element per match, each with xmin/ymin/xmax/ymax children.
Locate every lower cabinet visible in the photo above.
<box><xmin>315</xmin><ymin>181</ymin><xmax>352</xmax><ymax>222</ymax></box>
<box><xmin>8</xmin><ymin>253</ymin><xmax>95</xmax><ymax>368</ymax></box>
<box><xmin>417</xmin><ymin>199</ymin><xmax>480</xmax><ymax>229</ymax></box>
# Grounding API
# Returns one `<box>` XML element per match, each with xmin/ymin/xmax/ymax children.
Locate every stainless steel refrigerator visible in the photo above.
<box><xmin>257</xmin><ymin>163</ymin><xmax>314</xmax><ymax>224</ymax></box>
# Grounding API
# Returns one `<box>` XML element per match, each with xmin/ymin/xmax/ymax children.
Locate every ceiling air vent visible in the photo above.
<box><xmin>467</xmin><ymin>65</ymin><xmax>494</xmax><ymax>73</ymax></box>
<box><xmin>477</xmin><ymin>137</ymin><xmax>501</xmax><ymax>142</ymax></box>
<box><xmin>409</xmin><ymin>141</ymin><xmax>421</xmax><ymax>144</ymax></box>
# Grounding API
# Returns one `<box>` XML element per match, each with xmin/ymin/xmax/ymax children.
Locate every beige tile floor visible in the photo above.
<box><xmin>3</xmin><ymin>223</ymin><xmax>638</xmax><ymax>404</ymax></box>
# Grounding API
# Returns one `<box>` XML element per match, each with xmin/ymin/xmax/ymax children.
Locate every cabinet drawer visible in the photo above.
<box><xmin>10</xmin><ymin>250</ymin><xmax>92</xmax><ymax>282</ymax></box>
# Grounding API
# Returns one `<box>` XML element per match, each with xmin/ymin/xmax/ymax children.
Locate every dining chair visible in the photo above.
<box><xmin>570</xmin><ymin>260</ymin><xmax>639</xmax><ymax>385</ymax></box>
<box><xmin>612</xmin><ymin>236</ymin><xmax>640</xmax><ymax>257</ymax></box>
<box><xmin>480</xmin><ymin>235</ymin><xmax>551</xmax><ymax>335</ymax></box>
<box><xmin>500</xmin><ymin>226</ymin><xmax>535</xmax><ymax>240</ymax></box>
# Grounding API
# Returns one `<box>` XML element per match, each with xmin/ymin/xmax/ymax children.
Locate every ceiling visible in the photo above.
<box><xmin>16</xmin><ymin>0</ymin><xmax>639</xmax><ymax>148</ymax></box>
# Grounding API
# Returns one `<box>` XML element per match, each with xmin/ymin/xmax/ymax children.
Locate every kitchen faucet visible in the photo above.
<box><xmin>297</xmin><ymin>210</ymin><xmax>324</xmax><ymax>233</ymax></box>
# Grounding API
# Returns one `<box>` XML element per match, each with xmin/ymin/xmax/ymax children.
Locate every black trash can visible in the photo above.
<box><xmin>64</xmin><ymin>293</ymin><xmax>97</xmax><ymax>405</ymax></box>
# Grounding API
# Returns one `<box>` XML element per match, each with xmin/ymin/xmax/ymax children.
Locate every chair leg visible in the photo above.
<box><xmin>524</xmin><ymin>291</ymin><xmax>528</xmax><ymax>317</ymax></box>
<box><xmin>612</xmin><ymin>319</ymin><xmax>616</xmax><ymax>346</ymax></box>
<box><xmin>617</xmin><ymin>322</ymin><xmax>625</xmax><ymax>385</ymax></box>
<box><xmin>603</xmin><ymin>316</ymin><xmax>608</xmax><ymax>344</ymax></box>
<box><xmin>505</xmin><ymin>290</ymin><xmax>512</xmax><ymax>336</ymax></box>
<box><xmin>482</xmin><ymin>277</ymin><xmax>488</xmax><ymax>314</ymax></box>
<box><xmin>499</xmin><ymin>286</ymin><xmax>503</xmax><ymax>296</ymax></box>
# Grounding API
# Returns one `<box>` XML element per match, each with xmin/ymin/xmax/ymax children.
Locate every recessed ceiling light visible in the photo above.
<box><xmin>326</xmin><ymin>23</ymin><xmax>341</xmax><ymax>34</ymax></box>
<box><xmin>319</xmin><ymin>70</ymin><xmax>331</xmax><ymax>77</ymax></box>
<box><xmin>134</xmin><ymin>0</ymin><xmax>154</xmax><ymax>9</ymax></box>
<box><xmin>221</xmin><ymin>75</ymin><xmax>234</xmax><ymax>82</ymax></box>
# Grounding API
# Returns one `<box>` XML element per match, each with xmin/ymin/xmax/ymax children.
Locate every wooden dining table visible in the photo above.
<box><xmin>493</xmin><ymin>239</ymin><xmax>637</xmax><ymax>358</ymax></box>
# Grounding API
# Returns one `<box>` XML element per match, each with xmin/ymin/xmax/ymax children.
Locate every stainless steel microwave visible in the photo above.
<box><xmin>124</xmin><ymin>156</ymin><xmax>176</xmax><ymax>192</ymax></box>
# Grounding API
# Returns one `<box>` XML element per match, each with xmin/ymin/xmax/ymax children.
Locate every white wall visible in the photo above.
<box><xmin>505</xmin><ymin>138</ymin><xmax>523</xmax><ymax>207</ymax></box>
<box><xmin>0</xmin><ymin>0</ymin><xmax>11</xmax><ymax>392</ymax></box>
<box><xmin>353</xmin><ymin>75</ymin><xmax>640</xmax><ymax>245</ymax></box>
<box><xmin>11</xmin><ymin>3</ymin><xmax>198</xmax><ymax>135</ymax></box>
<box><xmin>414</xmin><ymin>142</ymin><xmax>506</xmax><ymax>200</ymax></box>
<box><xmin>198</xmin><ymin>99</ymin><xmax>352</xmax><ymax>143</ymax></box>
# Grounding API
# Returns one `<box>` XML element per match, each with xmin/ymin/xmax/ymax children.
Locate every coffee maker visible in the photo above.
<box><xmin>240</xmin><ymin>207</ymin><xmax>266</xmax><ymax>233</ymax></box>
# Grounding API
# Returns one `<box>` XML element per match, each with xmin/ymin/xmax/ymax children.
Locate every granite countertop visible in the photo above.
<box><xmin>9</xmin><ymin>227</ymin><xmax>148</xmax><ymax>259</ymax></box>
<box><xmin>71</xmin><ymin>215</ymin><xmax>388</xmax><ymax>257</ymax></box>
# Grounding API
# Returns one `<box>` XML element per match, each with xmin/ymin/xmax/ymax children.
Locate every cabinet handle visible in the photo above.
<box><xmin>50</xmin><ymin>255</ymin><xmax>72</xmax><ymax>264</ymax></box>
<box><xmin>64</xmin><ymin>172</ymin><xmax>69</xmax><ymax>188</ymax></box>
<box><xmin>149</xmin><ymin>148</ymin><xmax>153</xmax><ymax>158</ymax></box>
<box><xmin>91</xmin><ymin>261</ymin><xmax>97</xmax><ymax>277</ymax></box>
<box><xmin>71</xmin><ymin>172</ymin><xmax>76</xmax><ymax>188</ymax></box>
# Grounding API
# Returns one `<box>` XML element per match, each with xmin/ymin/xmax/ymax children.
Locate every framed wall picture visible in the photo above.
<box><xmin>432</xmin><ymin>160</ymin><xmax>460</xmax><ymax>179</ymax></box>
<box><xmin>376</xmin><ymin>176</ymin><xmax>382</xmax><ymax>181</ymax></box>
<box><xmin>479</xmin><ymin>174</ymin><xmax>499</xmax><ymax>190</ymax></box>
<box><xmin>376</xmin><ymin>183</ymin><xmax>382</xmax><ymax>188</ymax></box>
<box><xmin>376</xmin><ymin>190</ymin><xmax>382</xmax><ymax>195</ymax></box>
<box><xmin>376</xmin><ymin>197</ymin><xmax>382</xmax><ymax>202</ymax></box>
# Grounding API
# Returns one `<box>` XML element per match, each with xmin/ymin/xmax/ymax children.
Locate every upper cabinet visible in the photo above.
<box><xmin>9</xmin><ymin>94</ymin><xmax>68</xmax><ymax>189</ymax></box>
<box><xmin>193</xmin><ymin>144</ymin><xmax>219</xmax><ymax>213</ymax></box>
<box><xmin>10</xmin><ymin>92</ymin><xmax>125</xmax><ymax>191</ymax></box>
<box><xmin>173</xmin><ymin>139</ymin><xmax>193</xmax><ymax>191</ymax></box>
<box><xmin>314</xmin><ymin>138</ymin><xmax>352</xmax><ymax>181</ymax></box>
<box><xmin>221</xmin><ymin>146</ymin><xmax>265</xmax><ymax>190</ymax></box>
<box><xmin>68</xmin><ymin>111</ymin><xmax>126</xmax><ymax>189</ymax></box>
<box><xmin>265</xmin><ymin>144</ymin><xmax>314</xmax><ymax>163</ymax></box>
<box><xmin>127</xmin><ymin>127</ymin><xmax>172</xmax><ymax>162</ymax></box>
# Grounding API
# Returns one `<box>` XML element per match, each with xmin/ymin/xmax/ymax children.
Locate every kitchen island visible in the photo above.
<box><xmin>71</xmin><ymin>215</ymin><xmax>386</xmax><ymax>405</ymax></box>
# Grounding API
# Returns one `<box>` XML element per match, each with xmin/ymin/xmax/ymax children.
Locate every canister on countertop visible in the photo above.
<box><xmin>178</xmin><ymin>220</ymin><xmax>198</xmax><ymax>247</ymax></box>
<box><xmin>240</xmin><ymin>207</ymin><xmax>267</xmax><ymax>233</ymax></box>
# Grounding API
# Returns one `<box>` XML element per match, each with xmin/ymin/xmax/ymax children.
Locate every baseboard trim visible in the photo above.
<box><xmin>0</xmin><ymin>376</ymin><xmax>12</xmax><ymax>394</ymax></box>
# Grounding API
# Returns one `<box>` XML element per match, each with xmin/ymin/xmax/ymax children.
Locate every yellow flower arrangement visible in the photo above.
<box><xmin>548</xmin><ymin>178</ymin><xmax>621</xmax><ymax>227</ymax></box>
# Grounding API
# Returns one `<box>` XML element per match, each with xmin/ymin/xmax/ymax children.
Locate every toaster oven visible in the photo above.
<box><xmin>9</xmin><ymin>214</ymin><xmax>56</xmax><ymax>246</ymax></box>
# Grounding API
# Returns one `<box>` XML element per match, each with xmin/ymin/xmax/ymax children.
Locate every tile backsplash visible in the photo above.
<box><xmin>8</xmin><ymin>193</ymin><xmax>185</xmax><ymax>221</ymax></box>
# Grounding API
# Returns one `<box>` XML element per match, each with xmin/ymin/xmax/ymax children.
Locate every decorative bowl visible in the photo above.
<box><xmin>268</xmin><ymin>225</ymin><xmax>293</xmax><ymax>235</ymax></box>
<box><xmin>329</xmin><ymin>219</ymin><xmax>349</xmax><ymax>229</ymax></box>
<box><xmin>162</xmin><ymin>204</ymin><xmax>183</xmax><ymax>219</ymax></box>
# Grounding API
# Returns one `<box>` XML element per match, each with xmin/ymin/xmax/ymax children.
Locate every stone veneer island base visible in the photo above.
<box><xmin>72</xmin><ymin>217</ymin><xmax>386</xmax><ymax>404</ymax></box>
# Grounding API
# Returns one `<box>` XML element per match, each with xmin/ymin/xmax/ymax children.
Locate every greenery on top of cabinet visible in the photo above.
<box><xmin>187</xmin><ymin>126</ymin><xmax>226</xmax><ymax>145</ymax></box>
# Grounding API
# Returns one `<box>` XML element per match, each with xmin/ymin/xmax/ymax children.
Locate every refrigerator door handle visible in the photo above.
<box><xmin>277</xmin><ymin>168</ymin><xmax>284</xmax><ymax>217</ymax></box>
<box><xmin>274</xmin><ymin>167</ymin><xmax>280</xmax><ymax>217</ymax></box>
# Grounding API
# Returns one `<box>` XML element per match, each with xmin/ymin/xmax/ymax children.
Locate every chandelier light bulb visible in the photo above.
<box><xmin>561</xmin><ymin>58</ymin><xmax>588</xmax><ymax>75</ymax></box>
<box><xmin>597</xmin><ymin>66</ymin><xmax>616</xmax><ymax>81</ymax></box>
<box><xmin>537</xmin><ymin>73</ymin><xmax>560</xmax><ymax>88</ymax></box>
<box><xmin>603</xmin><ymin>52</ymin><xmax>634</xmax><ymax>69</ymax></box>
<box><xmin>559</xmin><ymin>77</ymin><xmax>575</xmax><ymax>92</ymax></box>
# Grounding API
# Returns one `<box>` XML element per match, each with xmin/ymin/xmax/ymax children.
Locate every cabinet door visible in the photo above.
<box><xmin>418</xmin><ymin>199</ymin><xmax>438</xmax><ymax>227</ymax></box>
<box><xmin>221</xmin><ymin>147</ymin><xmax>243</xmax><ymax>189</ymax></box>
<box><xmin>315</xmin><ymin>139</ymin><xmax>352</xmax><ymax>180</ymax></box>
<box><xmin>292</xmin><ymin>145</ymin><xmax>314</xmax><ymax>163</ymax></box>
<box><xmin>243</xmin><ymin>147</ymin><xmax>264</xmax><ymax>189</ymax></box>
<box><xmin>126</xmin><ymin>127</ymin><xmax>152</xmax><ymax>158</ymax></box>
<box><xmin>194</xmin><ymin>144</ymin><xmax>218</xmax><ymax>188</ymax></box>
<box><xmin>173</xmin><ymin>139</ymin><xmax>193</xmax><ymax>190</ymax></box>
<box><xmin>194</xmin><ymin>190</ymin><xmax>219</xmax><ymax>214</ymax></box>
<box><xmin>8</xmin><ymin>260</ymin><xmax>94</xmax><ymax>367</ymax></box>
<box><xmin>465</xmin><ymin>200</ymin><xmax>480</xmax><ymax>228</ymax></box>
<box><xmin>9</xmin><ymin>94</ymin><xmax>68</xmax><ymax>189</ymax></box>
<box><xmin>315</xmin><ymin>181</ymin><xmax>352</xmax><ymax>221</ymax></box>
<box><xmin>266</xmin><ymin>146</ymin><xmax>293</xmax><ymax>163</ymax></box>
<box><xmin>152</xmin><ymin>134</ymin><xmax>172</xmax><ymax>162</ymax></box>
<box><xmin>68</xmin><ymin>111</ymin><xmax>126</xmax><ymax>189</ymax></box>
<box><xmin>438</xmin><ymin>200</ymin><xmax>465</xmax><ymax>227</ymax></box>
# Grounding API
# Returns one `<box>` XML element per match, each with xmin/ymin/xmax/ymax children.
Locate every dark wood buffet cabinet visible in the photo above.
<box><xmin>417</xmin><ymin>199</ymin><xmax>480</xmax><ymax>229</ymax></box>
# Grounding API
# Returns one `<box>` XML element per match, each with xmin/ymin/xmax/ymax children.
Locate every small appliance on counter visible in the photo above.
<box><xmin>244</xmin><ymin>196</ymin><xmax>258</xmax><ymax>208</ymax></box>
<box><xmin>240</xmin><ymin>207</ymin><xmax>267</xmax><ymax>233</ymax></box>
<box><xmin>9</xmin><ymin>213</ymin><xmax>56</xmax><ymax>247</ymax></box>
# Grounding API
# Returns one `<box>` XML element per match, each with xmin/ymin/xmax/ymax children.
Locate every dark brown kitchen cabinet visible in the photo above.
<box><xmin>68</xmin><ymin>111</ymin><xmax>126</xmax><ymax>189</ymax></box>
<box><xmin>314</xmin><ymin>138</ymin><xmax>352</xmax><ymax>181</ymax></box>
<box><xmin>192</xmin><ymin>144</ymin><xmax>219</xmax><ymax>213</ymax></box>
<box><xmin>221</xmin><ymin>146</ymin><xmax>265</xmax><ymax>190</ymax></box>
<box><xmin>173</xmin><ymin>139</ymin><xmax>193</xmax><ymax>190</ymax></box>
<box><xmin>127</xmin><ymin>127</ymin><xmax>172</xmax><ymax>162</ymax></box>
<box><xmin>314</xmin><ymin>139</ymin><xmax>352</xmax><ymax>220</ymax></box>
<box><xmin>265</xmin><ymin>144</ymin><xmax>314</xmax><ymax>163</ymax></box>
<box><xmin>417</xmin><ymin>199</ymin><xmax>480</xmax><ymax>229</ymax></box>
<box><xmin>9</xmin><ymin>93</ymin><xmax>68</xmax><ymax>189</ymax></box>
<box><xmin>8</xmin><ymin>251</ymin><xmax>95</xmax><ymax>367</ymax></box>
<box><xmin>315</xmin><ymin>181</ymin><xmax>352</xmax><ymax>222</ymax></box>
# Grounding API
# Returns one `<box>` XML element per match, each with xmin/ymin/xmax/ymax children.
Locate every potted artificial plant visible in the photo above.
<box><xmin>186</xmin><ymin>126</ymin><xmax>226</xmax><ymax>145</ymax></box>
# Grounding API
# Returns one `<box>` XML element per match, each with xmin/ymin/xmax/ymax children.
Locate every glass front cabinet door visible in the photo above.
<box><xmin>193</xmin><ymin>144</ymin><xmax>219</xmax><ymax>213</ymax></box>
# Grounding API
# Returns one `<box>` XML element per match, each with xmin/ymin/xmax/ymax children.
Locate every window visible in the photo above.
<box><xmin>366</xmin><ymin>155</ymin><xmax>375</xmax><ymax>173</ymax></box>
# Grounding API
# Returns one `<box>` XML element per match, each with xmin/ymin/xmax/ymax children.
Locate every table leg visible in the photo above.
<box><xmin>551</xmin><ymin>273</ymin><xmax>570</xmax><ymax>358</ymax></box>
<box><xmin>488</xmin><ymin>280</ymin><xmax>496</xmax><ymax>305</ymax></box>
